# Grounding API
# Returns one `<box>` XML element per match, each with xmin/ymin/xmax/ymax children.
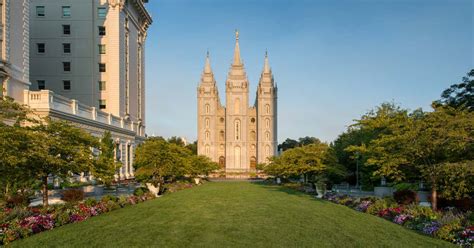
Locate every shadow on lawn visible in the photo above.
<box><xmin>250</xmin><ymin>181</ymin><xmax>331</xmax><ymax>204</ymax></box>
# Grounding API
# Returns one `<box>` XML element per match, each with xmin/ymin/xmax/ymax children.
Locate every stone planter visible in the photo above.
<box><xmin>146</xmin><ymin>183</ymin><xmax>160</xmax><ymax>196</ymax></box>
<box><xmin>316</xmin><ymin>184</ymin><xmax>326</xmax><ymax>198</ymax></box>
<box><xmin>374</xmin><ymin>186</ymin><xmax>394</xmax><ymax>198</ymax></box>
<box><xmin>417</xmin><ymin>191</ymin><xmax>431</xmax><ymax>207</ymax></box>
<box><xmin>83</xmin><ymin>186</ymin><xmax>94</xmax><ymax>193</ymax></box>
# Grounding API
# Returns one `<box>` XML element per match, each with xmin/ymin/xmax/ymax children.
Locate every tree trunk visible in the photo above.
<box><xmin>431</xmin><ymin>187</ymin><xmax>437</xmax><ymax>211</ymax></box>
<box><xmin>42</xmin><ymin>176</ymin><xmax>49</xmax><ymax>207</ymax></box>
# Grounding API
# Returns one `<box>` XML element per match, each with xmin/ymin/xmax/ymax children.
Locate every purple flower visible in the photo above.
<box><xmin>422</xmin><ymin>221</ymin><xmax>440</xmax><ymax>236</ymax></box>
<box><xmin>393</xmin><ymin>214</ymin><xmax>412</xmax><ymax>225</ymax></box>
<box><xmin>20</xmin><ymin>214</ymin><xmax>54</xmax><ymax>234</ymax></box>
<box><xmin>356</xmin><ymin>201</ymin><xmax>372</xmax><ymax>212</ymax></box>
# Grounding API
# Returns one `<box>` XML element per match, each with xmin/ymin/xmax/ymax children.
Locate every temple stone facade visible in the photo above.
<box><xmin>197</xmin><ymin>31</ymin><xmax>278</xmax><ymax>175</ymax></box>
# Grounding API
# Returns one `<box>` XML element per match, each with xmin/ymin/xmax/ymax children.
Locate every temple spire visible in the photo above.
<box><xmin>233</xmin><ymin>30</ymin><xmax>241</xmax><ymax>65</ymax></box>
<box><xmin>263</xmin><ymin>50</ymin><xmax>270</xmax><ymax>73</ymax></box>
<box><xmin>204</xmin><ymin>50</ymin><xmax>212</xmax><ymax>74</ymax></box>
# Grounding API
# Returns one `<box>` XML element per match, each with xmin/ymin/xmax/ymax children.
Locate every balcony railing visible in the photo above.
<box><xmin>23</xmin><ymin>90</ymin><xmax>144</xmax><ymax>136</ymax></box>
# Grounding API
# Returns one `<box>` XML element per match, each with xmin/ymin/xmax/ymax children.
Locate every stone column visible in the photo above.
<box><xmin>129</xmin><ymin>143</ymin><xmax>134</xmax><ymax>177</ymax></box>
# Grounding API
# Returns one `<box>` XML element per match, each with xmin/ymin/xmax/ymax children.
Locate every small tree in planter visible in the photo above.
<box><xmin>187</xmin><ymin>155</ymin><xmax>219</xmax><ymax>184</ymax></box>
<box><xmin>134</xmin><ymin>139</ymin><xmax>190</xmax><ymax>195</ymax></box>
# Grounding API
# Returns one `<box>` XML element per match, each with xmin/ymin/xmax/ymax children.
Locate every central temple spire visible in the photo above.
<box><xmin>233</xmin><ymin>29</ymin><xmax>241</xmax><ymax>66</ymax></box>
<box><xmin>263</xmin><ymin>50</ymin><xmax>270</xmax><ymax>73</ymax></box>
<box><xmin>204</xmin><ymin>50</ymin><xmax>212</xmax><ymax>74</ymax></box>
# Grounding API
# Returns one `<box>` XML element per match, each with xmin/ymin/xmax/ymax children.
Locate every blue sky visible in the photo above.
<box><xmin>144</xmin><ymin>0</ymin><xmax>473</xmax><ymax>143</ymax></box>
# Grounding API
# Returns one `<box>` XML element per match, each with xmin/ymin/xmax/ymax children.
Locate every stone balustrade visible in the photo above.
<box><xmin>23</xmin><ymin>90</ymin><xmax>144</xmax><ymax>137</ymax></box>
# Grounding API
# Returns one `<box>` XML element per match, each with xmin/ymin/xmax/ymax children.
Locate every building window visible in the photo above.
<box><xmin>63</xmin><ymin>80</ymin><xmax>71</xmax><ymax>90</ymax></box>
<box><xmin>98</xmin><ymin>7</ymin><xmax>107</xmax><ymax>18</ymax></box>
<box><xmin>62</xmin><ymin>6</ymin><xmax>71</xmax><ymax>17</ymax></box>
<box><xmin>99</xmin><ymin>63</ymin><xmax>106</xmax><ymax>72</ymax></box>
<box><xmin>265</xmin><ymin>131</ymin><xmax>270</xmax><ymax>141</ymax></box>
<box><xmin>266</xmin><ymin>118</ymin><xmax>270</xmax><ymax>129</ymax></box>
<box><xmin>235</xmin><ymin>119</ymin><xmax>241</xmax><ymax>141</ymax></box>
<box><xmin>205</xmin><ymin>118</ymin><xmax>210</xmax><ymax>128</ymax></box>
<box><xmin>37</xmin><ymin>80</ymin><xmax>45</xmax><ymax>90</ymax></box>
<box><xmin>99</xmin><ymin>99</ymin><xmax>106</xmax><ymax>109</ymax></box>
<box><xmin>205</xmin><ymin>131</ymin><xmax>210</xmax><ymax>140</ymax></box>
<box><xmin>36</xmin><ymin>6</ymin><xmax>45</xmax><ymax>17</ymax></box>
<box><xmin>265</xmin><ymin>145</ymin><xmax>270</xmax><ymax>159</ymax></box>
<box><xmin>205</xmin><ymin>104</ymin><xmax>210</xmax><ymax>114</ymax></box>
<box><xmin>265</xmin><ymin>104</ymin><xmax>270</xmax><ymax>114</ymax></box>
<box><xmin>250</xmin><ymin>131</ymin><xmax>256</xmax><ymax>141</ymax></box>
<box><xmin>219</xmin><ymin>130</ymin><xmax>225</xmax><ymax>141</ymax></box>
<box><xmin>63</xmin><ymin>25</ymin><xmax>71</xmax><ymax>35</ymax></box>
<box><xmin>63</xmin><ymin>62</ymin><xmax>71</xmax><ymax>72</ymax></box>
<box><xmin>99</xmin><ymin>44</ymin><xmax>106</xmax><ymax>54</ymax></box>
<box><xmin>63</xmin><ymin>43</ymin><xmax>71</xmax><ymax>54</ymax></box>
<box><xmin>37</xmin><ymin>43</ymin><xmax>45</xmax><ymax>53</ymax></box>
<box><xmin>98</xmin><ymin>26</ymin><xmax>106</xmax><ymax>36</ymax></box>
<box><xmin>99</xmin><ymin>81</ymin><xmax>106</xmax><ymax>91</ymax></box>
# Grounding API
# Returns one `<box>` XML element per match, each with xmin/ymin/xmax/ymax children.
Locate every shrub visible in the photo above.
<box><xmin>403</xmin><ymin>205</ymin><xmax>439</xmax><ymax>220</ymax></box>
<box><xmin>117</xmin><ymin>196</ymin><xmax>130</xmax><ymax>208</ymax></box>
<box><xmin>366</xmin><ymin>199</ymin><xmax>396</xmax><ymax>215</ymax></box>
<box><xmin>5</xmin><ymin>194</ymin><xmax>30</xmax><ymax>208</ymax></box>
<box><xmin>52</xmin><ymin>209</ymin><xmax>70</xmax><ymax>227</ymax></box>
<box><xmin>393</xmin><ymin>189</ymin><xmax>418</xmax><ymax>205</ymax></box>
<box><xmin>61</xmin><ymin>189</ymin><xmax>84</xmax><ymax>203</ymax></box>
<box><xmin>2</xmin><ymin>207</ymin><xmax>32</xmax><ymax>223</ymax></box>
<box><xmin>436</xmin><ymin>219</ymin><xmax>462</xmax><ymax>241</ymax></box>
<box><xmin>101</xmin><ymin>195</ymin><xmax>118</xmax><ymax>202</ymax></box>
<box><xmin>133</xmin><ymin>187</ymin><xmax>149</xmax><ymax>197</ymax></box>
<box><xmin>393</xmin><ymin>182</ymin><xmax>418</xmax><ymax>191</ymax></box>
<box><xmin>84</xmin><ymin>198</ymin><xmax>97</xmax><ymax>207</ymax></box>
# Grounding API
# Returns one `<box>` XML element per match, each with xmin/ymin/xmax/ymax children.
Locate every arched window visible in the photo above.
<box><xmin>250</xmin><ymin>131</ymin><xmax>256</xmax><ymax>141</ymax></box>
<box><xmin>205</xmin><ymin>118</ymin><xmax>210</xmax><ymax>128</ymax></box>
<box><xmin>205</xmin><ymin>104</ymin><xmax>210</xmax><ymax>114</ymax></box>
<box><xmin>205</xmin><ymin>131</ymin><xmax>210</xmax><ymax>140</ymax></box>
<box><xmin>265</xmin><ymin>131</ymin><xmax>270</xmax><ymax>141</ymax></box>
<box><xmin>219</xmin><ymin>130</ymin><xmax>225</xmax><ymax>141</ymax></box>
<box><xmin>235</xmin><ymin>119</ymin><xmax>241</xmax><ymax>141</ymax></box>
<box><xmin>265</xmin><ymin>104</ymin><xmax>270</xmax><ymax>114</ymax></box>
<box><xmin>205</xmin><ymin>145</ymin><xmax>210</xmax><ymax>155</ymax></box>
<box><xmin>250</xmin><ymin>157</ymin><xmax>257</xmax><ymax>170</ymax></box>
<box><xmin>219</xmin><ymin>156</ymin><xmax>225</xmax><ymax>169</ymax></box>
<box><xmin>265</xmin><ymin>118</ymin><xmax>270</xmax><ymax>129</ymax></box>
<box><xmin>234</xmin><ymin>98</ymin><xmax>240</xmax><ymax>114</ymax></box>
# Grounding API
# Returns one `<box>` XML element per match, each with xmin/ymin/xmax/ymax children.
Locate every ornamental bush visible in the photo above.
<box><xmin>61</xmin><ymin>189</ymin><xmax>84</xmax><ymax>203</ymax></box>
<box><xmin>393</xmin><ymin>189</ymin><xmax>418</xmax><ymax>205</ymax></box>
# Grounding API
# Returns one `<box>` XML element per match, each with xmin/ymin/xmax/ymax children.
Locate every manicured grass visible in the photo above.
<box><xmin>14</xmin><ymin>182</ymin><xmax>451</xmax><ymax>247</ymax></box>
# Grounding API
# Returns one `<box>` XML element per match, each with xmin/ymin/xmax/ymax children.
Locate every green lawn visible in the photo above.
<box><xmin>14</xmin><ymin>182</ymin><xmax>451</xmax><ymax>247</ymax></box>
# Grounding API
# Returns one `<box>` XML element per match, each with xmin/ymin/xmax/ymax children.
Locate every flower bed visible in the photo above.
<box><xmin>323</xmin><ymin>192</ymin><xmax>474</xmax><ymax>247</ymax></box>
<box><xmin>0</xmin><ymin>193</ymin><xmax>156</xmax><ymax>245</ymax></box>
